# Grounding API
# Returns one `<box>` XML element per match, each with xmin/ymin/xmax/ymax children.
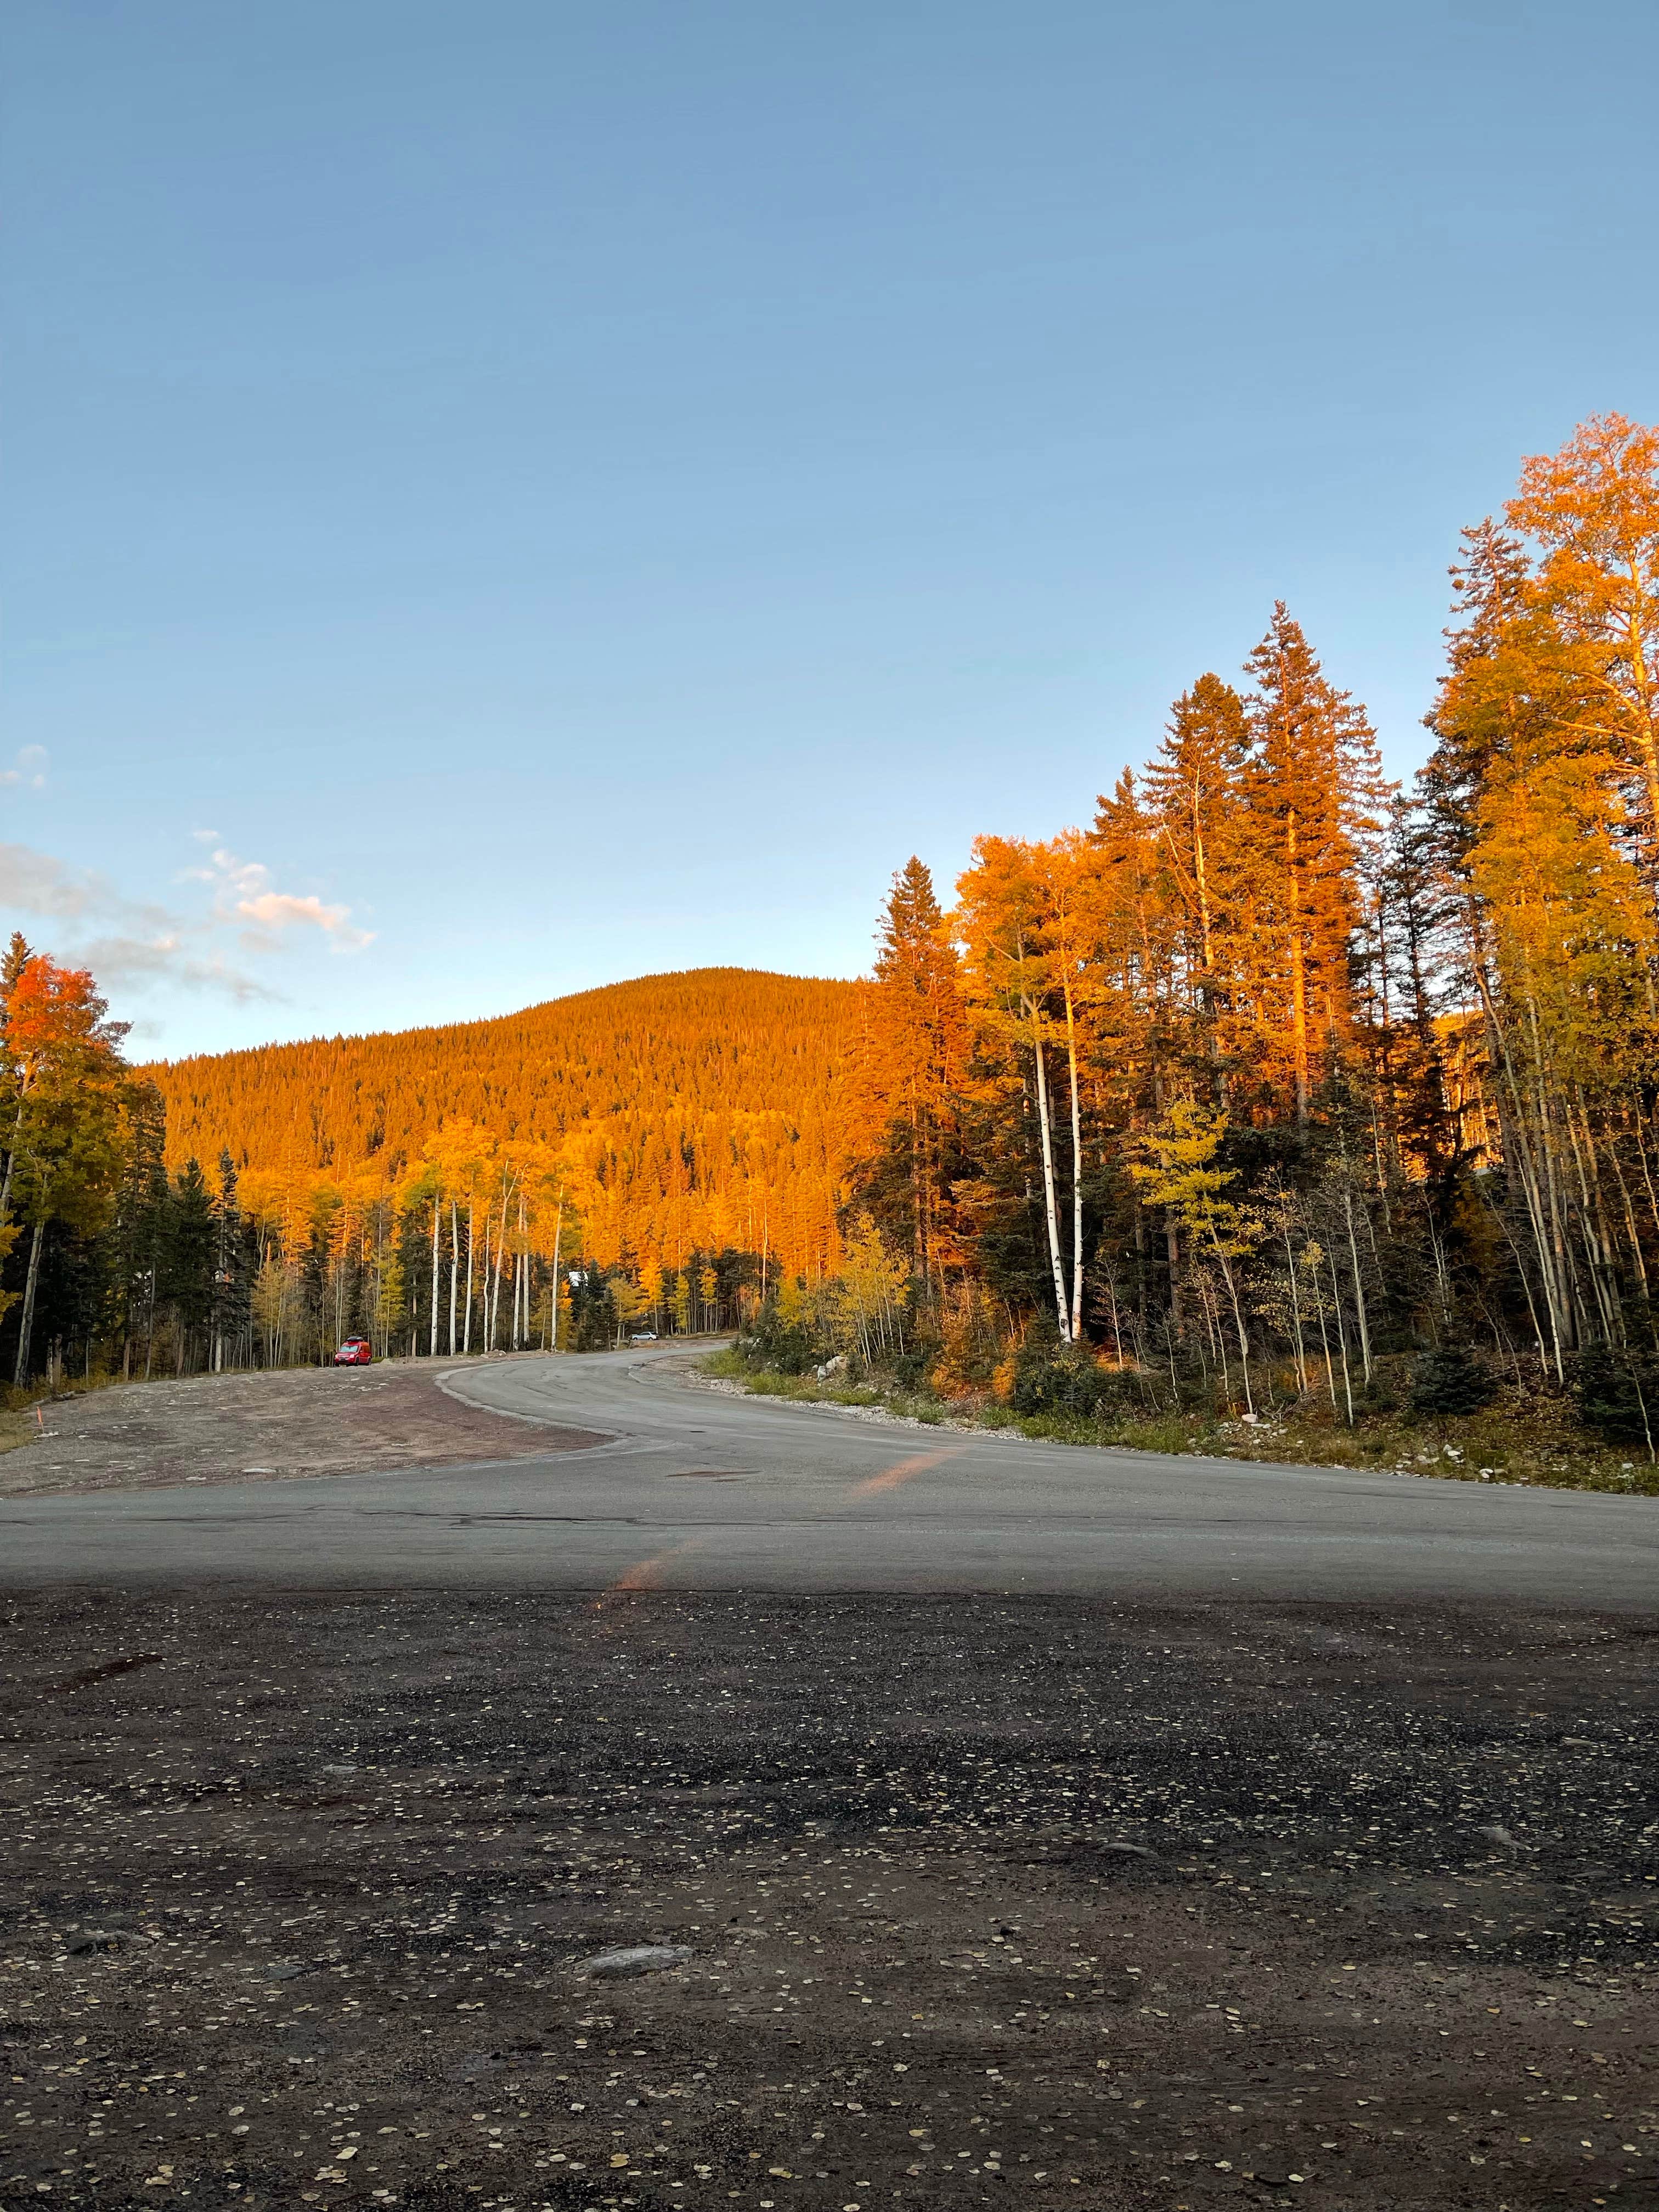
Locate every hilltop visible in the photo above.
<box><xmin>144</xmin><ymin>966</ymin><xmax>865</xmax><ymax>1277</ymax></box>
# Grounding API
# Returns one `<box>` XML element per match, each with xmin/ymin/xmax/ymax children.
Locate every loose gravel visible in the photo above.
<box><xmin>0</xmin><ymin>1361</ymin><xmax>606</xmax><ymax>1498</ymax></box>
<box><xmin>2</xmin><ymin>1590</ymin><xmax>1656</xmax><ymax>2210</ymax></box>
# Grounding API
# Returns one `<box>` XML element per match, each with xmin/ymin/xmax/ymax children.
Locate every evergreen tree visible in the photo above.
<box><xmin>850</xmin><ymin>857</ymin><xmax>969</xmax><ymax>1290</ymax></box>
<box><xmin>1141</xmin><ymin>672</ymin><xmax>1252</xmax><ymax>1080</ymax></box>
<box><xmin>162</xmin><ymin>1159</ymin><xmax>216</xmax><ymax>1373</ymax></box>
<box><xmin>211</xmin><ymin>1149</ymin><xmax>253</xmax><ymax>1370</ymax></box>
<box><xmin>109</xmin><ymin>1079</ymin><xmax>170</xmax><ymax>1378</ymax></box>
<box><xmin>1242</xmin><ymin>605</ymin><xmax>1390</xmax><ymax>1121</ymax></box>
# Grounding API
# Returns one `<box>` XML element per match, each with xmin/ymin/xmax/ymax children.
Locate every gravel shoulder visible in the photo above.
<box><xmin>0</xmin><ymin>1358</ymin><xmax>610</xmax><ymax>1498</ymax></box>
<box><xmin>3</xmin><ymin>1589</ymin><xmax>1655</xmax><ymax>2210</ymax></box>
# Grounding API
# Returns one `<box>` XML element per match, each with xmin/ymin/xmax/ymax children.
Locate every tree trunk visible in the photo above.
<box><xmin>490</xmin><ymin>1228</ymin><xmax>507</xmax><ymax>1350</ymax></box>
<box><xmin>13</xmin><ymin>1219</ymin><xmax>44</xmax><ymax>1387</ymax></box>
<box><xmin>1340</xmin><ymin>1176</ymin><xmax>1374</xmax><ymax>1385</ymax></box>
<box><xmin>490</xmin><ymin>1178</ymin><xmax>512</xmax><ymax>1348</ymax></box>
<box><xmin>1063</xmin><ymin>979</ymin><xmax>1086</xmax><ymax>1344</ymax></box>
<box><xmin>1028</xmin><ymin>1008</ymin><xmax>1071</xmax><ymax>1344</ymax></box>
<box><xmin>1164</xmin><ymin>1212</ymin><xmax>1183</xmax><ymax>1334</ymax></box>
<box><xmin>428</xmin><ymin>1201</ymin><xmax>440</xmax><ymax>1358</ymax></box>
<box><xmin>1282</xmin><ymin>1221</ymin><xmax>1310</xmax><ymax>1395</ymax></box>
<box><xmin>1327</xmin><ymin>1247</ymin><xmax>1356</xmax><ymax>1425</ymax></box>
<box><xmin>447</xmin><ymin>1203</ymin><xmax>459</xmax><ymax>1356</ymax></box>
<box><xmin>464</xmin><ymin>1201</ymin><xmax>475</xmax><ymax>1354</ymax></box>
<box><xmin>1287</xmin><ymin>807</ymin><xmax>1310</xmax><ymax>1122</ymax></box>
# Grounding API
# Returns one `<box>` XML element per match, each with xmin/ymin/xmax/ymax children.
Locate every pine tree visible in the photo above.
<box><xmin>163</xmin><ymin>1160</ymin><xmax>216</xmax><ymax>1374</ymax></box>
<box><xmin>211</xmin><ymin>1149</ymin><xmax>252</xmax><ymax>1371</ymax></box>
<box><xmin>851</xmin><ymin>857</ymin><xmax>969</xmax><ymax>1290</ymax></box>
<box><xmin>110</xmin><ymin>1079</ymin><xmax>169</xmax><ymax>1378</ymax></box>
<box><xmin>1141</xmin><ymin>673</ymin><xmax>1252</xmax><ymax>1080</ymax></box>
<box><xmin>1242</xmin><ymin>605</ymin><xmax>1390</xmax><ymax>1121</ymax></box>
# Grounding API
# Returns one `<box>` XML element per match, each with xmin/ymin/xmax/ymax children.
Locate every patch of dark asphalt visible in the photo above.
<box><xmin>48</xmin><ymin>1651</ymin><xmax>164</xmax><ymax>1695</ymax></box>
<box><xmin>1</xmin><ymin>1590</ymin><xmax>1656</xmax><ymax>2211</ymax></box>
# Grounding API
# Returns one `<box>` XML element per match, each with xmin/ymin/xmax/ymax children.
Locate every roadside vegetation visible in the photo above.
<box><xmin>747</xmin><ymin>411</ymin><xmax>1659</xmax><ymax>1505</ymax></box>
<box><xmin>704</xmin><ymin>1331</ymin><xmax>1659</xmax><ymax>1497</ymax></box>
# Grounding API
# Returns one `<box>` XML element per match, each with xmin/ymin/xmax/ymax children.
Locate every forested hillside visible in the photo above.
<box><xmin>148</xmin><ymin>968</ymin><xmax>859</xmax><ymax>1284</ymax></box>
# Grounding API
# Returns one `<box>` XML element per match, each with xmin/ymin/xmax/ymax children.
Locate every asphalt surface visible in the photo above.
<box><xmin>2</xmin><ymin>1347</ymin><xmax>1655</xmax><ymax>1606</ymax></box>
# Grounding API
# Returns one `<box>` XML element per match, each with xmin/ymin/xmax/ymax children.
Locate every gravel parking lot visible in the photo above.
<box><xmin>0</xmin><ymin>1361</ymin><xmax>606</xmax><ymax>1498</ymax></box>
<box><xmin>3</xmin><ymin>1588</ymin><xmax>1655</xmax><ymax>2210</ymax></box>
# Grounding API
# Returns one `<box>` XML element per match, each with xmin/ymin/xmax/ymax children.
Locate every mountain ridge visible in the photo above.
<box><xmin>143</xmin><ymin>964</ymin><xmax>867</xmax><ymax>1276</ymax></box>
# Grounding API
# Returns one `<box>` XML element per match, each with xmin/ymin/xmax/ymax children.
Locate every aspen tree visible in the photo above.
<box><xmin>1032</xmin><ymin>833</ymin><xmax>1094</xmax><ymax>1342</ymax></box>
<box><xmin>1506</xmin><ymin>412</ymin><xmax>1659</xmax><ymax>884</ymax></box>
<box><xmin>956</xmin><ymin>837</ymin><xmax>1073</xmax><ymax>1342</ymax></box>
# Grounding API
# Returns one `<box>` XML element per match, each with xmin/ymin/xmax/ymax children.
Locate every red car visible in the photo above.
<box><xmin>333</xmin><ymin>1338</ymin><xmax>373</xmax><ymax>1367</ymax></box>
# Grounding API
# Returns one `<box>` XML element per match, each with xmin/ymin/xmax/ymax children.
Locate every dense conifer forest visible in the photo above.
<box><xmin>7</xmin><ymin>411</ymin><xmax>1659</xmax><ymax>1478</ymax></box>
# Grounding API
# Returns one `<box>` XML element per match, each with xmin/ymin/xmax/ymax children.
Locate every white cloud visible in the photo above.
<box><xmin>0</xmin><ymin>746</ymin><xmax>49</xmax><ymax>791</ymax></box>
<box><xmin>188</xmin><ymin>844</ymin><xmax>374</xmax><ymax>952</ymax></box>
<box><xmin>0</xmin><ymin>832</ymin><xmax>373</xmax><ymax>1028</ymax></box>
<box><xmin>239</xmin><ymin>890</ymin><xmax>356</xmax><ymax>935</ymax></box>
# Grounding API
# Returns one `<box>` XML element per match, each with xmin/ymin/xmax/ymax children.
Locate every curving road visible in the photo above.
<box><xmin>2</xmin><ymin>1345</ymin><xmax>1655</xmax><ymax>1607</ymax></box>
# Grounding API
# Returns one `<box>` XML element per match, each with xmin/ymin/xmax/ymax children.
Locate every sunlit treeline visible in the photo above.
<box><xmin>0</xmin><ymin>960</ymin><xmax>857</xmax><ymax>1381</ymax></box>
<box><xmin>832</xmin><ymin>415</ymin><xmax>1659</xmax><ymax>1437</ymax></box>
<box><xmin>149</xmin><ymin>968</ymin><xmax>859</xmax><ymax>1291</ymax></box>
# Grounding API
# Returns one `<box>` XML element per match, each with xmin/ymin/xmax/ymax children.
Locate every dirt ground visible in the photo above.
<box><xmin>2</xmin><ymin>1588</ymin><xmax>1656</xmax><ymax>2212</ymax></box>
<box><xmin>0</xmin><ymin>1361</ymin><xmax>609</xmax><ymax>1497</ymax></box>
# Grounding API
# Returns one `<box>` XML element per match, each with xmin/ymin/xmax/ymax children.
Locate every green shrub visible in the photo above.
<box><xmin>1574</xmin><ymin>1346</ymin><xmax>1659</xmax><ymax>1450</ymax></box>
<box><xmin>737</xmin><ymin>1301</ymin><xmax>832</xmax><ymax>1376</ymax></box>
<box><xmin>1408</xmin><ymin>1345</ymin><xmax>1494</xmax><ymax>1417</ymax></box>
<box><xmin>1007</xmin><ymin>1342</ymin><xmax>1128</xmax><ymax>1419</ymax></box>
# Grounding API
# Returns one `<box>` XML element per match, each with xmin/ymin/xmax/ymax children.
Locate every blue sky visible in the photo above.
<box><xmin>4</xmin><ymin>0</ymin><xmax>1657</xmax><ymax>1056</ymax></box>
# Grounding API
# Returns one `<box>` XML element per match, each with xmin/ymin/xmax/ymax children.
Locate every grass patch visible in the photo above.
<box><xmin>700</xmin><ymin>1356</ymin><xmax>1659</xmax><ymax>1497</ymax></box>
<box><xmin>0</xmin><ymin>1407</ymin><xmax>35</xmax><ymax>1455</ymax></box>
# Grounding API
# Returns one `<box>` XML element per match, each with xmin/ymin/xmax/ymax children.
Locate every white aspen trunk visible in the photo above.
<box><xmin>516</xmin><ymin>1194</ymin><xmax>528</xmax><ymax>1348</ymax></box>
<box><xmin>448</xmin><ymin>1201</ymin><xmax>459</xmax><ymax>1357</ymax></box>
<box><xmin>1283</xmin><ymin>1222</ymin><xmax>1309</xmax><ymax>1394</ymax></box>
<box><xmin>1209</xmin><ymin>1232</ymin><xmax>1255</xmax><ymax>1415</ymax></box>
<box><xmin>1063</xmin><ymin>979</ymin><xmax>1085</xmax><ymax>1344</ymax></box>
<box><xmin>490</xmin><ymin>1177</ymin><xmax>512</xmax><ymax>1348</ymax></box>
<box><xmin>1028</xmin><ymin>1006</ymin><xmax>1071</xmax><ymax>1344</ymax></box>
<box><xmin>464</xmin><ymin>1201</ymin><xmax>475</xmax><ymax>1354</ymax></box>
<box><xmin>13</xmin><ymin>1219</ymin><xmax>44</xmax><ymax>1386</ymax></box>
<box><xmin>1340</xmin><ymin>1182</ymin><xmax>1373</xmax><ymax>1384</ymax></box>
<box><xmin>1311</xmin><ymin>1260</ymin><xmax>1339</xmax><ymax>1410</ymax></box>
<box><xmin>1327</xmin><ymin>1247</ymin><xmax>1356</xmax><ymax>1426</ymax></box>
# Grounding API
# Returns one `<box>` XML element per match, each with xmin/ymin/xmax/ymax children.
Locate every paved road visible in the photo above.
<box><xmin>3</xmin><ymin>1347</ymin><xmax>1656</xmax><ymax>1605</ymax></box>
